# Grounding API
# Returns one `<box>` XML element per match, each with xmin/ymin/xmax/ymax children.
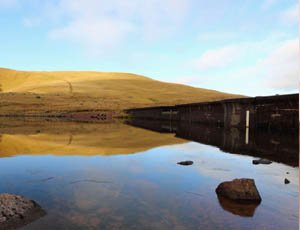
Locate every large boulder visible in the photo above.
<box><xmin>216</xmin><ymin>178</ymin><xmax>261</xmax><ymax>203</ymax></box>
<box><xmin>0</xmin><ymin>193</ymin><xmax>46</xmax><ymax>229</ymax></box>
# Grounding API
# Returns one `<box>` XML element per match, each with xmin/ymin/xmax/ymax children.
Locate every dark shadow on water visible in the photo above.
<box><xmin>216</xmin><ymin>195</ymin><xmax>260</xmax><ymax>217</ymax></box>
<box><xmin>126</xmin><ymin>119</ymin><xmax>299</xmax><ymax>167</ymax></box>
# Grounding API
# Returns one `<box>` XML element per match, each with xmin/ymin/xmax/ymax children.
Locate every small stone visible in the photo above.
<box><xmin>252</xmin><ymin>159</ymin><xmax>272</xmax><ymax>165</ymax></box>
<box><xmin>284</xmin><ymin>178</ymin><xmax>290</xmax><ymax>184</ymax></box>
<box><xmin>216</xmin><ymin>178</ymin><xmax>261</xmax><ymax>203</ymax></box>
<box><xmin>177</xmin><ymin>161</ymin><xmax>193</xmax><ymax>166</ymax></box>
<box><xmin>286</xmin><ymin>172</ymin><xmax>289</xmax><ymax>174</ymax></box>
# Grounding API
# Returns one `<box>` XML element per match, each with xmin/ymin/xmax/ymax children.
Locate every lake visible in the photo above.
<box><xmin>0</xmin><ymin>118</ymin><xmax>298</xmax><ymax>229</ymax></box>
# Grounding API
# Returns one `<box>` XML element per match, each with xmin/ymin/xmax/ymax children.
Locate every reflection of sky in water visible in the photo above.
<box><xmin>0</xmin><ymin>141</ymin><xmax>298</xmax><ymax>230</ymax></box>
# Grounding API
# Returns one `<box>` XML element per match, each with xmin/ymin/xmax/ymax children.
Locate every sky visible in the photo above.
<box><xmin>0</xmin><ymin>0</ymin><xmax>298</xmax><ymax>96</ymax></box>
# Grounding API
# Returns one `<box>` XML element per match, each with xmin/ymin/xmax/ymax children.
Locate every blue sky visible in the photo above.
<box><xmin>0</xmin><ymin>0</ymin><xmax>298</xmax><ymax>96</ymax></box>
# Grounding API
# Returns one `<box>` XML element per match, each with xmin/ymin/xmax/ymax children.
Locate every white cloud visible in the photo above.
<box><xmin>50</xmin><ymin>17</ymin><xmax>135</xmax><ymax>54</ymax></box>
<box><xmin>45</xmin><ymin>0</ymin><xmax>190</xmax><ymax>54</ymax></box>
<box><xmin>185</xmin><ymin>38</ymin><xmax>298</xmax><ymax>95</ymax></box>
<box><xmin>0</xmin><ymin>0</ymin><xmax>18</xmax><ymax>8</ymax></box>
<box><xmin>22</xmin><ymin>17</ymin><xmax>41</xmax><ymax>27</ymax></box>
<box><xmin>261</xmin><ymin>39</ymin><xmax>299</xmax><ymax>90</ymax></box>
<box><xmin>280</xmin><ymin>4</ymin><xmax>298</xmax><ymax>25</ymax></box>
<box><xmin>197</xmin><ymin>31</ymin><xmax>237</xmax><ymax>41</ymax></box>
<box><xmin>261</xmin><ymin>0</ymin><xmax>277</xmax><ymax>10</ymax></box>
<box><xmin>192</xmin><ymin>45</ymin><xmax>243</xmax><ymax>71</ymax></box>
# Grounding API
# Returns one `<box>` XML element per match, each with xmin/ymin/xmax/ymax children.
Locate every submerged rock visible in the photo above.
<box><xmin>216</xmin><ymin>178</ymin><xmax>261</xmax><ymax>203</ymax></box>
<box><xmin>0</xmin><ymin>193</ymin><xmax>46</xmax><ymax>229</ymax></box>
<box><xmin>252</xmin><ymin>159</ymin><xmax>272</xmax><ymax>165</ymax></box>
<box><xmin>284</xmin><ymin>178</ymin><xmax>290</xmax><ymax>184</ymax></box>
<box><xmin>177</xmin><ymin>161</ymin><xmax>193</xmax><ymax>166</ymax></box>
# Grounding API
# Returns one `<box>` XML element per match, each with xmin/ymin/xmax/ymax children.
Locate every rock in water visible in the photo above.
<box><xmin>177</xmin><ymin>161</ymin><xmax>193</xmax><ymax>166</ymax></box>
<box><xmin>284</xmin><ymin>178</ymin><xmax>290</xmax><ymax>184</ymax></box>
<box><xmin>252</xmin><ymin>159</ymin><xmax>272</xmax><ymax>165</ymax></box>
<box><xmin>216</xmin><ymin>178</ymin><xmax>261</xmax><ymax>203</ymax></box>
<box><xmin>0</xmin><ymin>193</ymin><xmax>46</xmax><ymax>229</ymax></box>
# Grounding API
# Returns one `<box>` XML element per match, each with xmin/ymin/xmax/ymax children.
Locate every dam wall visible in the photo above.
<box><xmin>126</xmin><ymin>94</ymin><xmax>299</xmax><ymax>131</ymax></box>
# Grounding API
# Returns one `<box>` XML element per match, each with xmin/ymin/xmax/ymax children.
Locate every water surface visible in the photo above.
<box><xmin>0</xmin><ymin>119</ymin><xmax>298</xmax><ymax>229</ymax></box>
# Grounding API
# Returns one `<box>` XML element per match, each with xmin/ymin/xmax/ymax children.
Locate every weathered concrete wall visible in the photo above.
<box><xmin>252</xmin><ymin>94</ymin><xmax>298</xmax><ymax>130</ymax></box>
<box><xmin>127</xmin><ymin>106</ymin><xmax>179</xmax><ymax>121</ymax></box>
<box><xmin>177</xmin><ymin>101</ymin><xmax>224</xmax><ymax>125</ymax></box>
<box><xmin>221</xmin><ymin>94</ymin><xmax>299</xmax><ymax>130</ymax></box>
<box><xmin>126</xmin><ymin>94</ymin><xmax>299</xmax><ymax>131</ymax></box>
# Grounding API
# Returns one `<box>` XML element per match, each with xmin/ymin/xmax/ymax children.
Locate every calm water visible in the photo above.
<box><xmin>0</xmin><ymin>119</ymin><xmax>298</xmax><ymax>229</ymax></box>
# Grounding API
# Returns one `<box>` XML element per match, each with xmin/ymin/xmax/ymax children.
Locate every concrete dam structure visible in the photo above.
<box><xmin>126</xmin><ymin>94</ymin><xmax>299</xmax><ymax>132</ymax></box>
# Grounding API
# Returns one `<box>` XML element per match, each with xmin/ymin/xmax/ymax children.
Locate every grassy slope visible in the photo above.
<box><xmin>0</xmin><ymin>68</ymin><xmax>242</xmax><ymax>115</ymax></box>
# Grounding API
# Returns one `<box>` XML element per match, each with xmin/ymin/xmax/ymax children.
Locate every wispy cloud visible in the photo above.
<box><xmin>0</xmin><ymin>0</ymin><xmax>19</xmax><ymax>8</ymax></box>
<box><xmin>261</xmin><ymin>0</ymin><xmax>277</xmax><ymax>10</ymax></box>
<box><xmin>185</xmin><ymin>37</ymin><xmax>298</xmax><ymax>95</ymax></box>
<box><xmin>50</xmin><ymin>17</ymin><xmax>135</xmax><ymax>55</ymax></box>
<box><xmin>261</xmin><ymin>38</ymin><xmax>298</xmax><ymax>90</ymax></box>
<box><xmin>192</xmin><ymin>45</ymin><xmax>243</xmax><ymax>71</ymax></box>
<box><xmin>44</xmin><ymin>0</ymin><xmax>190</xmax><ymax>54</ymax></box>
<box><xmin>197</xmin><ymin>31</ymin><xmax>238</xmax><ymax>42</ymax></box>
<box><xmin>280</xmin><ymin>4</ymin><xmax>298</xmax><ymax>25</ymax></box>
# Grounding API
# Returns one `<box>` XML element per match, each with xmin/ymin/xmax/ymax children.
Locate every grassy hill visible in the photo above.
<box><xmin>0</xmin><ymin>68</ymin><xmax>242</xmax><ymax>115</ymax></box>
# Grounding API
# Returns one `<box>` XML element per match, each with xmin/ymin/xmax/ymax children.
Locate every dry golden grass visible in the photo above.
<box><xmin>0</xmin><ymin>68</ymin><xmax>242</xmax><ymax>115</ymax></box>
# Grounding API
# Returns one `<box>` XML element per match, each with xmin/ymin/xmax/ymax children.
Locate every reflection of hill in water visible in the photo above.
<box><xmin>0</xmin><ymin>118</ymin><xmax>185</xmax><ymax>157</ymax></box>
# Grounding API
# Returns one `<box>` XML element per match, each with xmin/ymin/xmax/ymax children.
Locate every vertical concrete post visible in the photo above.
<box><xmin>245</xmin><ymin>110</ymin><xmax>250</xmax><ymax>144</ymax></box>
<box><xmin>246</xmin><ymin>110</ymin><xmax>250</xmax><ymax>128</ymax></box>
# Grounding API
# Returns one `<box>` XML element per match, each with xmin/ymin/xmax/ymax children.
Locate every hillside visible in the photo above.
<box><xmin>0</xmin><ymin>68</ymin><xmax>242</xmax><ymax>115</ymax></box>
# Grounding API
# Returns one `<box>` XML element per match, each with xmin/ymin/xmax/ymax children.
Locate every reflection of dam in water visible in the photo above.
<box><xmin>126</xmin><ymin>119</ymin><xmax>299</xmax><ymax>167</ymax></box>
<box><xmin>0</xmin><ymin>116</ymin><xmax>298</xmax><ymax>166</ymax></box>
